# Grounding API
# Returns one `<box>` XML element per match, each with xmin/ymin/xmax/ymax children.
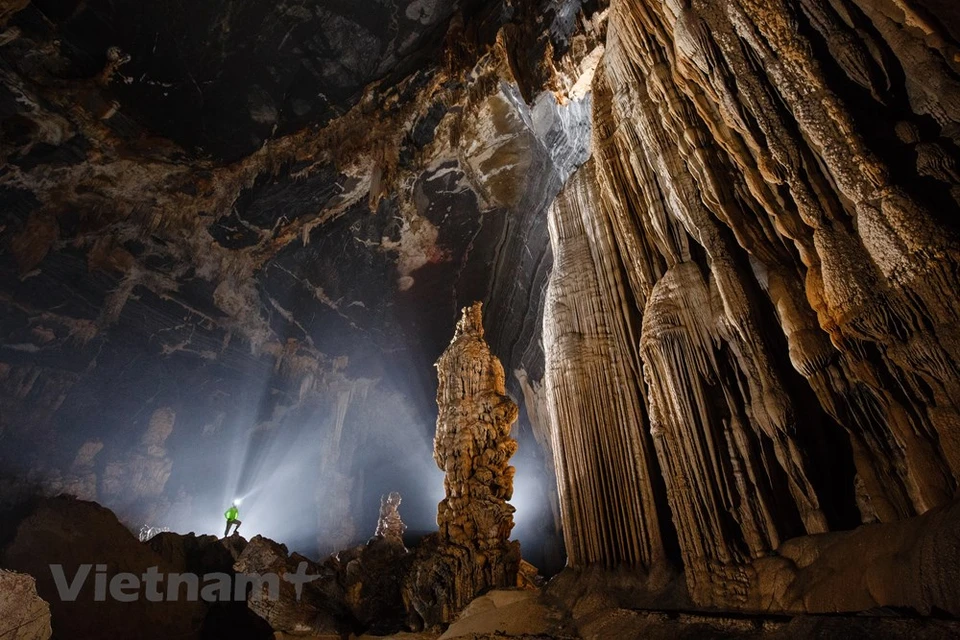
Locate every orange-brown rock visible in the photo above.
<box><xmin>405</xmin><ymin>302</ymin><xmax>521</xmax><ymax>628</ymax></box>
<box><xmin>539</xmin><ymin>0</ymin><xmax>960</xmax><ymax>614</ymax></box>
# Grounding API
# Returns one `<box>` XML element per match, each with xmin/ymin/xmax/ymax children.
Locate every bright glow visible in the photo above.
<box><xmin>111</xmin><ymin>358</ymin><xmax>555</xmax><ymax>566</ymax></box>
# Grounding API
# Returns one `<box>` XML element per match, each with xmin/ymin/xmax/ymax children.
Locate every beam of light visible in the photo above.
<box><xmin>138</xmin><ymin>324</ymin><xmax>554</xmax><ymax>566</ymax></box>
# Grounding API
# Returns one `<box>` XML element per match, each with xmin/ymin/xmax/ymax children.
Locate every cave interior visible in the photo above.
<box><xmin>1</xmin><ymin>0</ymin><xmax>960</xmax><ymax>638</ymax></box>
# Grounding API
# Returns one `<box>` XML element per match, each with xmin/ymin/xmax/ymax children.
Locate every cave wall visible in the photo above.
<box><xmin>3</xmin><ymin>0</ymin><xmax>960</xmax><ymax>610</ymax></box>
<box><xmin>544</xmin><ymin>160</ymin><xmax>669</xmax><ymax>571</ymax></box>
<box><xmin>542</xmin><ymin>0</ymin><xmax>960</xmax><ymax>610</ymax></box>
<box><xmin>0</xmin><ymin>0</ymin><xmax>597</xmax><ymax>568</ymax></box>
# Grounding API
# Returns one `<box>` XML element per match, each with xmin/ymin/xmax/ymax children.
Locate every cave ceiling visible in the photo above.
<box><xmin>25</xmin><ymin>0</ymin><xmax>481</xmax><ymax>160</ymax></box>
<box><xmin>0</xmin><ymin>0</ymin><xmax>598</xmax><ymax>556</ymax></box>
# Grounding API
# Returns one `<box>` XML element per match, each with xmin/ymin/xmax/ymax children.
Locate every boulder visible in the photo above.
<box><xmin>750</xmin><ymin>498</ymin><xmax>960</xmax><ymax>615</ymax></box>
<box><xmin>0</xmin><ymin>569</ymin><xmax>52</xmax><ymax>640</ymax></box>
<box><xmin>233</xmin><ymin>535</ymin><xmax>347</xmax><ymax>636</ymax></box>
<box><xmin>338</xmin><ymin>536</ymin><xmax>411</xmax><ymax>634</ymax></box>
<box><xmin>438</xmin><ymin>589</ymin><xmax>573</xmax><ymax>639</ymax></box>
<box><xmin>0</xmin><ymin>496</ymin><xmax>206</xmax><ymax>639</ymax></box>
<box><xmin>148</xmin><ymin>532</ymin><xmax>272</xmax><ymax>639</ymax></box>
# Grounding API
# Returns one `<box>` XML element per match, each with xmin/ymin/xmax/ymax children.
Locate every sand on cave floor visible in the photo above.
<box><xmin>355</xmin><ymin>588</ymin><xmax>570</xmax><ymax>640</ymax></box>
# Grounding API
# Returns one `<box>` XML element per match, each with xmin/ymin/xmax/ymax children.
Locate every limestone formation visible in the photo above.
<box><xmin>749</xmin><ymin>498</ymin><xmax>960</xmax><ymax>616</ymax></box>
<box><xmin>233</xmin><ymin>536</ymin><xmax>346</xmax><ymax>637</ymax></box>
<box><xmin>375</xmin><ymin>491</ymin><xmax>407</xmax><ymax>544</ymax></box>
<box><xmin>315</xmin><ymin>379</ymin><xmax>374</xmax><ymax>557</ymax></box>
<box><xmin>0</xmin><ymin>569</ymin><xmax>52</xmax><ymax>640</ymax></box>
<box><xmin>434</xmin><ymin>302</ymin><xmax>519</xmax><ymax>553</ymax></box>
<box><xmin>60</xmin><ymin>441</ymin><xmax>103</xmax><ymax>502</ymax></box>
<box><xmin>544</xmin><ymin>161</ymin><xmax>668</xmax><ymax>574</ymax></box>
<box><xmin>101</xmin><ymin>408</ymin><xmax>175</xmax><ymax>500</ymax></box>
<box><xmin>337</xmin><ymin>535</ymin><xmax>410</xmax><ymax>634</ymax></box>
<box><xmin>405</xmin><ymin>302</ymin><xmax>522</xmax><ymax>627</ymax></box>
<box><xmin>0</xmin><ymin>497</ymin><xmax>208</xmax><ymax>639</ymax></box>
<box><xmin>539</xmin><ymin>0</ymin><xmax>960</xmax><ymax>612</ymax></box>
<box><xmin>3</xmin><ymin>0</ymin><xmax>960</xmax><ymax>628</ymax></box>
<box><xmin>100</xmin><ymin>407</ymin><xmax>175</xmax><ymax>527</ymax></box>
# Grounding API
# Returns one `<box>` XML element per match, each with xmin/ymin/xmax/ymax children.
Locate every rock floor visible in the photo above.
<box><xmin>281</xmin><ymin>589</ymin><xmax>960</xmax><ymax>640</ymax></box>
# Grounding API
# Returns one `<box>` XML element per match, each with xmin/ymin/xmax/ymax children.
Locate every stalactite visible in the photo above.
<box><xmin>544</xmin><ymin>161</ymin><xmax>667</xmax><ymax>573</ymax></box>
<box><xmin>542</xmin><ymin>0</ymin><xmax>960</xmax><ymax>611</ymax></box>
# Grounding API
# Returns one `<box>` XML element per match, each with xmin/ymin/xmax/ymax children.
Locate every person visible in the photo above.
<box><xmin>224</xmin><ymin>503</ymin><xmax>241</xmax><ymax>537</ymax></box>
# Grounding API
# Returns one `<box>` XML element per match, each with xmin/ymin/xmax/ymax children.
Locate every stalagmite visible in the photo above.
<box><xmin>434</xmin><ymin>302</ymin><xmax>518</xmax><ymax>554</ymax></box>
<box><xmin>375</xmin><ymin>492</ymin><xmax>407</xmax><ymax>545</ymax></box>
<box><xmin>4</xmin><ymin>0</ymin><xmax>960</xmax><ymax>630</ymax></box>
<box><xmin>404</xmin><ymin>302</ymin><xmax>521</xmax><ymax>627</ymax></box>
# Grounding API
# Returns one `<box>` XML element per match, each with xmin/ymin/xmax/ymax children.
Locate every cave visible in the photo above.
<box><xmin>1</xmin><ymin>0</ymin><xmax>960</xmax><ymax>638</ymax></box>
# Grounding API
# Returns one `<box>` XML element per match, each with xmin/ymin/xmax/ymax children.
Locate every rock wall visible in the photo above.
<box><xmin>0</xmin><ymin>1</ymin><xmax>584</xmax><ymax>560</ymax></box>
<box><xmin>541</xmin><ymin>0</ymin><xmax>960</xmax><ymax>612</ymax></box>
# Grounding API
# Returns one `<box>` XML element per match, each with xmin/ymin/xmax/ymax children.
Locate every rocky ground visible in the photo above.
<box><xmin>301</xmin><ymin>588</ymin><xmax>960</xmax><ymax>640</ymax></box>
<box><xmin>2</xmin><ymin>495</ymin><xmax>959</xmax><ymax>640</ymax></box>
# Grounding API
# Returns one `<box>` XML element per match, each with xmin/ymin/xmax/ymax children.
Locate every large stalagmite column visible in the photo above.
<box><xmin>434</xmin><ymin>302</ymin><xmax>519</xmax><ymax>551</ymax></box>
<box><xmin>404</xmin><ymin>302</ymin><xmax>521</xmax><ymax>627</ymax></box>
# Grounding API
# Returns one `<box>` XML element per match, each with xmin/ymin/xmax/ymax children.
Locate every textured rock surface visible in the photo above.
<box><xmin>0</xmin><ymin>496</ymin><xmax>207</xmax><ymax>639</ymax></box>
<box><xmin>0</xmin><ymin>0</ymin><xmax>573</xmax><ymax>564</ymax></box>
<box><xmin>0</xmin><ymin>568</ymin><xmax>52</xmax><ymax>640</ymax></box>
<box><xmin>100</xmin><ymin>407</ymin><xmax>175</xmax><ymax>523</ymax></box>
<box><xmin>571</xmin><ymin>608</ymin><xmax>960</xmax><ymax>640</ymax></box>
<box><xmin>537</xmin><ymin>0</ymin><xmax>960</xmax><ymax>613</ymax></box>
<box><xmin>434</xmin><ymin>303</ymin><xmax>519</xmax><ymax>555</ymax></box>
<box><xmin>376</xmin><ymin>492</ymin><xmax>408</xmax><ymax>545</ymax></box>
<box><xmin>3</xmin><ymin>0</ymin><xmax>960</xmax><ymax>628</ymax></box>
<box><xmin>2</xmin><ymin>497</ymin><xmax>959</xmax><ymax>640</ymax></box>
<box><xmin>147</xmin><ymin>531</ymin><xmax>275</xmax><ymax>639</ymax></box>
<box><xmin>233</xmin><ymin>535</ymin><xmax>346</xmax><ymax>636</ymax></box>
<box><xmin>437</xmin><ymin>589</ymin><xmax>574</xmax><ymax>639</ymax></box>
<box><xmin>337</xmin><ymin>536</ymin><xmax>412</xmax><ymax>635</ymax></box>
<box><xmin>544</xmin><ymin>160</ymin><xmax>669</xmax><ymax>574</ymax></box>
<box><xmin>405</xmin><ymin>303</ymin><xmax>522</xmax><ymax>627</ymax></box>
<box><xmin>750</xmin><ymin>498</ymin><xmax>960</xmax><ymax>615</ymax></box>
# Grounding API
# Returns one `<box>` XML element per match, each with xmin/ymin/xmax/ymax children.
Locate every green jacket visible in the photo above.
<box><xmin>225</xmin><ymin>506</ymin><xmax>239</xmax><ymax>521</ymax></box>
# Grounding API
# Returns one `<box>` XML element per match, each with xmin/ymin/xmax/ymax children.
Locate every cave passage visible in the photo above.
<box><xmin>2</xmin><ymin>0</ymin><xmax>960</xmax><ymax>638</ymax></box>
